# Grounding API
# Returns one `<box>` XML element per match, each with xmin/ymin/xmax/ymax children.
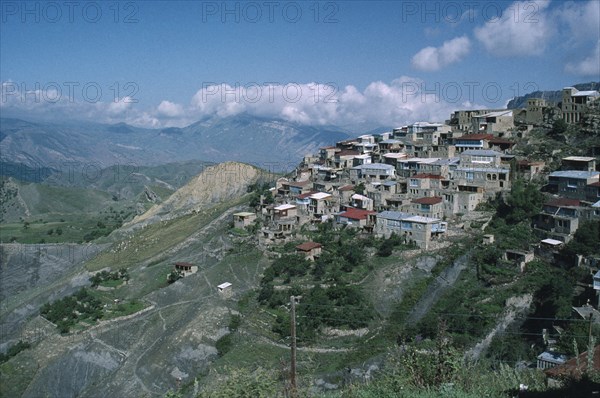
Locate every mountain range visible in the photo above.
<box><xmin>0</xmin><ymin>114</ymin><xmax>351</xmax><ymax>173</ymax></box>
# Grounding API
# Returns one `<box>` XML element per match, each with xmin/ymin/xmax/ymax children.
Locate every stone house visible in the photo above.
<box><xmin>295</xmin><ymin>241</ymin><xmax>322</xmax><ymax>261</ymax></box>
<box><xmin>233</xmin><ymin>212</ymin><xmax>257</xmax><ymax>229</ymax></box>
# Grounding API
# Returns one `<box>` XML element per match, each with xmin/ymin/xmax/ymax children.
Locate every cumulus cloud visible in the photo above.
<box><xmin>188</xmin><ymin>79</ymin><xmax>483</xmax><ymax>128</ymax></box>
<box><xmin>0</xmin><ymin>82</ymin><xmax>158</xmax><ymax>127</ymax></box>
<box><xmin>107</xmin><ymin>97</ymin><xmax>134</xmax><ymax>115</ymax></box>
<box><xmin>474</xmin><ymin>0</ymin><xmax>552</xmax><ymax>57</ymax></box>
<box><xmin>411</xmin><ymin>36</ymin><xmax>471</xmax><ymax>71</ymax></box>
<box><xmin>1</xmin><ymin>78</ymin><xmax>489</xmax><ymax>129</ymax></box>
<box><xmin>565</xmin><ymin>40</ymin><xmax>600</xmax><ymax>77</ymax></box>
<box><xmin>157</xmin><ymin>100</ymin><xmax>184</xmax><ymax>117</ymax></box>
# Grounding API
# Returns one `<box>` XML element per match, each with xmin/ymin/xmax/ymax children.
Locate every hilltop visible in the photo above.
<box><xmin>129</xmin><ymin>162</ymin><xmax>268</xmax><ymax>226</ymax></box>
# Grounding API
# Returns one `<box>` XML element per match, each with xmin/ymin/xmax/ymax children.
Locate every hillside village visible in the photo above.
<box><xmin>233</xmin><ymin>87</ymin><xmax>600</xmax><ymax>253</ymax></box>
<box><xmin>1</xmin><ymin>86</ymin><xmax>599</xmax><ymax>398</ymax></box>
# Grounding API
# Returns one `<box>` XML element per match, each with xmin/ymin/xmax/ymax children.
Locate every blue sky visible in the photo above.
<box><xmin>1</xmin><ymin>0</ymin><xmax>599</xmax><ymax>129</ymax></box>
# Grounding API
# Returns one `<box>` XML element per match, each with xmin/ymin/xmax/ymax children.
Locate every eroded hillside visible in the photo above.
<box><xmin>0</xmin><ymin>162</ymin><xmax>270</xmax><ymax>397</ymax></box>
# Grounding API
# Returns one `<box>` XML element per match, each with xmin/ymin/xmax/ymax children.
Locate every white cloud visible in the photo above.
<box><xmin>188</xmin><ymin>78</ymin><xmax>483</xmax><ymax>128</ymax></box>
<box><xmin>555</xmin><ymin>0</ymin><xmax>600</xmax><ymax>46</ymax></box>
<box><xmin>1</xmin><ymin>78</ymin><xmax>489</xmax><ymax>129</ymax></box>
<box><xmin>157</xmin><ymin>100</ymin><xmax>184</xmax><ymax>117</ymax></box>
<box><xmin>411</xmin><ymin>36</ymin><xmax>471</xmax><ymax>71</ymax></box>
<box><xmin>474</xmin><ymin>0</ymin><xmax>552</xmax><ymax>57</ymax></box>
<box><xmin>565</xmin><ymin>40</ymin><xmax>600</xmax><ymax>77</ymax></box>
<box><xmin>107</xmin><ymin>97</ymin><xmax>133</xmax><ymax>115</ymax></box>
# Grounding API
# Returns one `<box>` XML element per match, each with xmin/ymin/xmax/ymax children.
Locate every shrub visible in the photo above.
<box><xmin>215</xmin><ymin>333</ymin><xmax>233</xmax><ymax>356</ymax></box>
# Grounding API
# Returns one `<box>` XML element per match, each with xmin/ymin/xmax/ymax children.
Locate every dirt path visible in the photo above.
<box><xmin>465</xmin><ymin>294</ymin><xmax>533</xmax><ymax>360</ymax></box>
<box><xmin>239</xmin><ymin>329</ymin><xmax>353</xmax><ymax>354</ymax></box>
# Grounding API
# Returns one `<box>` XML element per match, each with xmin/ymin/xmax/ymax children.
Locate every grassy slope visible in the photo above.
<box><xmin>0</xmin><ymin>178</ymin><xmax>138</xmax><ymax>243</ymax></box>
<box><xmin>84</xmin><ymin>196</ymin><xmax>248</xmax><ymax>271</ymax></box>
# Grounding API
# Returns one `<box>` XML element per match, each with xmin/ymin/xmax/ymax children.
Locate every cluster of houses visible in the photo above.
<box><xmin>230</xmin><ymin>87</ymin><xmax>600</xmax><ymax>379</ymax></box>
<box><xmin>233</xmin><ymin>87</ymin><xmax>599</xmax><ymax>251</ymax></box>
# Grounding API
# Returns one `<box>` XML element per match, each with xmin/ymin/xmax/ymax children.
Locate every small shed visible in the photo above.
<box><xmin>503</xmin><ymin>249</ymin><xmax>534</xmax><ymax>272</ymax></box>
<box><xmin>482</xmin><ymin>234</ymin><xmax>495</xmax><ymax>245</ymax></box>
<box><xmin>217</xmin><ymin>282</ymin><xmax>233</xmax><ymax>297</ymax></box>
<box><xmin>295</xmin><ymin>241</ymin><xmax>322</xmax><ymax>261</ymax></box>
<box><xmin>540</xmin><ymin>238</ymin><xmax>564</xmax><ymax>250</ymax></box>
<box><xmin>174</xmin><ymin>262</ymin><xmax>198</xmax><ymax>276</ymax></box>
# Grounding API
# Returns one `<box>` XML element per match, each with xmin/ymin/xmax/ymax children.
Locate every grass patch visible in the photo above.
<box><xmin>98</xmin><ymin>279</ymin><xmax>124</xmax><ymax>288</ymax></box>
<box><xmin>84</xmin><ymin>196</ymin><xmax>248</xmax><ymax>272</ymax></box>
<box><xmin>0</xmin><ymin>350</ymin><xmax>39</xmax><ymax>398</ymax></box>
<box><xmin>105</xmin><ymin>300</ymin><xmax>146</xmax><ymax>319</ymax></box>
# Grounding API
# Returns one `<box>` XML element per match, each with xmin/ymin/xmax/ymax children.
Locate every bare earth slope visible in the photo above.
<box><xmin>129</xmin><ymin>162</ymin><xmax>263</xmax><ymax>226</ymax></box>
<box><xmin>0</xmin><ymin>162</ymin><xmax>267</xmax><ymax>398</ymax></box>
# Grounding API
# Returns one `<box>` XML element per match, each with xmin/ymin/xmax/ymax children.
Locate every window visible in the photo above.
<box><xmin>401</xmin><ymin>221</ymin><xmax>412</xmax><ymax>230</ymax></box>
<box><xmin>472</xmin><ymin>156</ymin><xmax>493</xmax><ymax>163</ymax></box>
<box><xmin>466</xmin><ymin>172</ymin><xmax>474</xmax><ymax>181</ymax></box>
<box><xmin>387</xmin><ymin>219</ymin><xmax>400</xmax><ymax>227</ymax></box>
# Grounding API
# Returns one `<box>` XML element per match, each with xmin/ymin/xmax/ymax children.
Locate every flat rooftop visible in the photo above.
<box><xmin>562</xmin><ymin>156</ymin><xmax>596</xmax><ymax>162</ymax></box>
<box><xmin>549</xmin><ymin>170</ymin><xmax>600</xmax><ymax>179</ymax></box>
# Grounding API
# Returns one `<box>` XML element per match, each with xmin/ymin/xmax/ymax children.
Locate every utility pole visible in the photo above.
<box><xmin>589</xmin><ymin>313</ymin><xmax>594</xmax><ymax>348</ymax></box>
<box><xmin>290</xmin><ymin>295</ymin><xmax>297</xmax><ymax>397</ymax></box>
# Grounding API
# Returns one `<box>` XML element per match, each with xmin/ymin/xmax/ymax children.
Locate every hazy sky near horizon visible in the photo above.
<box><xmin>1</xmin><ymin>0</ymin><xmax>599</xmax><ymax>129</ymax></box>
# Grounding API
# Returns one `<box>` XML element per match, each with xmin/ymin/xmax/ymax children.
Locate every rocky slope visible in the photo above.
<box><xmin>0</xmin><ymin>173</ymin><xmax>265</xmax><ymax>397</ymax></box>
<box><xmin>128</xmin><ymin>162</ymin><xmax>265</xmax><ymax>226</ymax></box>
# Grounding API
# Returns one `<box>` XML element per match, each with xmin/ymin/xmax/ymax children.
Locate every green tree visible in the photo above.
<box><xmin>167</xmin><ymin>270</ymin><xmax>183</xmax><ymax>284</ymax></box>
<box><xmin>497</xmin><ymin>180</ymin><xmax>544</xmax><ymax>225</ymax></box>
<box><xmin>377</xmin><ymin>238</ymin><xmax>394</xmax><ymax>257</ymax></box>
<box><xmin>564</xmin><ymin>220</ymin><xmax>600</xmax><ymax>257</ymax></box>
<box><xmin>215</xmin><ymin>333</ymin><xmax>233</xmax><ymax>356</ymax></box>
<box><xmin>550</xmin><ymin>118</ymin><xmax>568</xmax><ymax>137</ymax></box>
<box><xmin>354</xmin><ymin>182</ymin><xmax>366</xmax><ymax>195</ymax></box>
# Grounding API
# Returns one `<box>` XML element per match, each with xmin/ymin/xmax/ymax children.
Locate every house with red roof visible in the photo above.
<box><xmin>544</xmin><ymin>345</ymin><xmax>600</xmax><ymax>387</ymax></box>
<box><xmin>174</xmin><ymin>262</ymin><xmax>198</xmax><ymax>277</ymax></box>
<box><xmin>336</xmin><ymin>207</ymin><xmax>376</xmax><ymax>228</ymax></box>
<box><xmin>295</xmin><ymin>241</ymin><xmax>322</xmax><ymax>261</ymax></box>
<box><xmin>407</xmin><ymin>173</ymin><xmax>445</xmax><ymax>196</ymax></box>
<box><xmin>335</xmin><ymin>149</ymin><xmax>361</xmax><ymax>168</ymax></box>
<box><xmin>411</xmin><ymin>196</ymin><xmax>444</xmax><ymax>219</ymax></box>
